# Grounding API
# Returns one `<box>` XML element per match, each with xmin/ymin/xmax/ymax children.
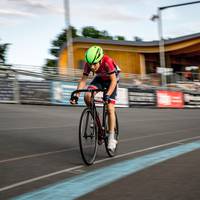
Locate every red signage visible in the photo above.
<box><xmin>157</xmin><ymin>90</ymin><xmax>184</xmax><ymax>108</ymax></box>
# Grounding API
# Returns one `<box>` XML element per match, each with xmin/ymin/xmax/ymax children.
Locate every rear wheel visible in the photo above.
<box><xmin>104</xmin><ymin>111</ymin><xmax>119</xmax><ymax>157</ymax></box>
<box><xmin>79</xmin><ymin>108</ymin><xmax>98</xmax><ymax>165</ymax></box>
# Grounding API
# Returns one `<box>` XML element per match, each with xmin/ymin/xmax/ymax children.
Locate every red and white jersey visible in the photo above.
<box><xmin>83</xmin><ymin>55</ymin><xmax>120</xmax><ymax>80</ymax></box>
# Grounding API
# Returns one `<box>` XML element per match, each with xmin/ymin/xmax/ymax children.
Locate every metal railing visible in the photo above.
<box><xmin>1</xmin><ymin>65</ymin><xmax>199</xmax><ymax>85</ymax></box>
<box><xmin>0</xmin><ymin>65</ymin><xmax>200</xmax><ymax>104</ymax></box>
<box><xmin>0</xmin><ymin>67</ymin><xmax>20</xmax><ymax>103</ymax></box>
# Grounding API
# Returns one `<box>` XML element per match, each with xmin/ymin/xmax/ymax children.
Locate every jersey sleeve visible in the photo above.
<box><xmin>105</xmin><ymin>57</ymin><xmax>116</xmax><ymax>74</ymax></box>
<box><xmin>83</xmin><ymin>63</ymin><xmax>91</xmax><ymax>76</ymax></box>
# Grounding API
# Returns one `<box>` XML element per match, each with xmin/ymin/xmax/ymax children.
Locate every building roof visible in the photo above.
<box><xmin>72</xmin><ymin>32</ymin><xmax>200</xmax><ymax>47</ymax></box>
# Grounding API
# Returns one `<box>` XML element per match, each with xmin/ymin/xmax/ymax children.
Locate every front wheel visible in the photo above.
<box><xmin>79</xmin><ymin>108</ymin><xmax>98</xmax><ymax>165</ymax></box>
<box><xmin>104</xmin><ymin>111</ymin><xmax>119</xmax><ymax>157</ymax></box>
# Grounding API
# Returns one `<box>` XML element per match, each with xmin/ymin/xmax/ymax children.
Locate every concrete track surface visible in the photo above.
<box><xmin>0</xmin><ymin>104</ymin><xmax>200</xmax><ymax>200</ymax></box>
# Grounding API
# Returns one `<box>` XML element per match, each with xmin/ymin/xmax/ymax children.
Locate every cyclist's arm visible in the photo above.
<box><xmin>106</xmin><ymin>73</ymin><xmax>117</xmax><ymax>96</ymax></box>
<box><xmin>70</xmin><ymin>75</ymin><xmax>88</xmax><ymax>104</ymax></box>
<box><xmin>76</xmin><ymin>75</ymin><xmax>88</xmax><ymax>97</ymax></box>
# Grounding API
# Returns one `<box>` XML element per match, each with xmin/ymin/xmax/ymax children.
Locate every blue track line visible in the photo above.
<box><xmin>13</xmin><ymin>140</ymin><xmax>200</xmax><ymax>200</ymax></box>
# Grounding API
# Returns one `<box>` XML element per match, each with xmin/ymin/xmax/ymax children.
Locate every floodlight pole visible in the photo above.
<box><xmin>64</xmin><ymin>0</ymin><xmax>74</xmax><ymax>77</ymax></box>
<box><xmin>157</xmin><ymin>8</ymin><xmax>166</xmax><ymax>86</ymax></box>
<box><xmin>154</xmin><ymin>1</ymin><xmax>200</xmax><ymax>87</ymax></box>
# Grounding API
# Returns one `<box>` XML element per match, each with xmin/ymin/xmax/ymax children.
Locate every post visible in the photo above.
<box><xmin>64</xmin><ymin>0</ymin><xmax>74</xmax><ymax>77</ymax></box>
<box><xmin>158</xmin><ymin>8</ymin><xmax>167</xmax><ymax>86</ymax></box>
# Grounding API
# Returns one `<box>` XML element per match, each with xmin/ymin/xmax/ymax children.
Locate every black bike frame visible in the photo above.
<box><xmin>71</xmin><ymin>89</ymin><xmax>107</xmax><ymax>140</ymax></box>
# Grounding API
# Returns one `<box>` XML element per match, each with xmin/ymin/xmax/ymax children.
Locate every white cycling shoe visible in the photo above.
<box><xmin>108</xmin><ymin>138</ymin><xmax>118</xmax><ymax>151</ymax></box>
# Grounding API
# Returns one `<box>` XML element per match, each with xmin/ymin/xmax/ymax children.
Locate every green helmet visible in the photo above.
<box><xmin>85</xmin><ymin>46</ymin><xmax>104</xmax><ymax>64</ymax></box>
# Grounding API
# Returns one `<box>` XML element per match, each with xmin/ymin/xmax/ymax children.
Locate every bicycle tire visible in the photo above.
<box><xmin>104</xmin><ymin>111</ymin><xmax>119</xmax><ymax>157</ymax></box>
<box><xmin>79</xmin><ymin>108</ymin><xmax>98</xmax><ymax>165</ymax></box>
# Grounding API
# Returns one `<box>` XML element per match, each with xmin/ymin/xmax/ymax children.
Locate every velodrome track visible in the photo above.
<box><xmin>0</xmin><ymin>104</ymin><xmax>200</xmax><ymax>200</ymax></box>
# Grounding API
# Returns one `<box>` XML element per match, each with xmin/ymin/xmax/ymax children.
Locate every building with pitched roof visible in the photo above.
<box><xmin>58</xmin><ymin>33</ymin><xmax>200</xmax><ymax>76</ymax></box>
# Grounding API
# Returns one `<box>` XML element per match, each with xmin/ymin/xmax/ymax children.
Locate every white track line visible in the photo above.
<box><xmin>120</xmin><ymin>127</ymin><xmax>200</xmax><ymax>143</ymax></box>
<box><xmin>0</xmin><ymin>135</ymin><xmax>200</xmax><ymax>192</ymax></box>
<box><xmin>0</xmin><ymin>125</ymin><xmax>75</xmax><ymax>131</ymax></box>
<box><xmin>95</xmin><ymin>135</ymin><xmax>200</xmax><ymax>164</ymax></box>
<box><xmin>1</xmin><ymin>127</ymin><xmax>199</xmax><ymax>164</ymax></box>
<box><xmin>0</xmin><ymin>165</ymin><xmax>84</xmax><ymax>192</ymax></box>
<box><xmin>0</xmin><ymin>147</ymin><xmax>78</xmax><ymax>164</ymax></box>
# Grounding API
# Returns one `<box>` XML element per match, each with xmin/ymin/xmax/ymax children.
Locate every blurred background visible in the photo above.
<box><xmin>0</xmin><ymin>0</ymin><xmax>200</xmax><ymax>106</ymax></box>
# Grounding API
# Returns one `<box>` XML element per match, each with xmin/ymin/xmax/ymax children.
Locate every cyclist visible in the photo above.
<box><xmin>70</xmin><ymin>46</ymin><xmax>120</xmax><ymax>151</ymax></box>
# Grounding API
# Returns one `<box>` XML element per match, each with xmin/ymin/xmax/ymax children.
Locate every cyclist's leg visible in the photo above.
<box><xmin>103</xmin><ymin>79</ymin><xmax>117</xmax><ymax>131</ymax></box>
<box><xmin>108</xmin><ymin>87</ymin><xmax>117</xmax><ymax>124</ymax></box>
<box><xmin>105</xmin><ymin>84</ymin><xmax>118</xmax><ymax>150</ymax></box>
<box><xmin>107</xmin><ymin>89</ymin><xmax>116</xmax><ymax>132</ymax></box>
<box><xmin>107</xmin><ymin>103</ymin><xmax>117</xmax><ymax>151</ymax></box>
<box><xmin>84</xmin><ymin>76</ymin><xmax>102</xmax><ymax>106</ymax></box>
<box><xmin>107</xmin><ymin>103</ymin><xmax>116</xmax><ymax>133</ymax></box>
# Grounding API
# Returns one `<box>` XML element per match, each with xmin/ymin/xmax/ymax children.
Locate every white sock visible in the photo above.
<box><xmin>109</xmin><ymin>132</ymin><xmax>115</xmax><ymax>141</ymax></box>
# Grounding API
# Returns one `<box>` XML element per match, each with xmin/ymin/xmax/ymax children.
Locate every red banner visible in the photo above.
<box><xmin>157</xmin><ymin>90</ymin><xmax>184</xmax><ymax>108</ymax></box>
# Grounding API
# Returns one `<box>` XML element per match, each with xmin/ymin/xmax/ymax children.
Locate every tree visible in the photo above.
<box><xmin>82</xmin><ymin>26</ymin><xmax>100</xmax><ymax>38</ymax></box>
<box><xmin>0</xmin><ymin>40</ymin><xmax>9</xmax><ymax>65</ymax></box>
<box><xmin>115</xmin><ymin>36</ymin><xmax>125</xmax><ymax>41</ymax></box>
<box><xmin>82</xmin><ymin>26</ymin><xmax>113</xmax><ymax>40</ymax></box>
<box><xmin>99</xmin><ymin>30</ymin><xmax>113</xmax><ymax>40</ymax></box>
<box><xmin>44</xmin><ymin>26</ymin><xmax>78</xmax><ymax>76</ymax></box>
<box><xmin>134</xmin><ymin>36</ymin><xmax>143</xmax><ymax>42</ymax></box>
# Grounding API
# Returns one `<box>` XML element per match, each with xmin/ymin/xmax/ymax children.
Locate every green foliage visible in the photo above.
<box><xmin>82</xmin><ymin>26</ymin><xmax>100</xmax><ymax>38</ymax></box>
<box><xmin>45</xmin><ymin>26</ymin><xmax>78</xmax><ymax>71</ymax></box>
<box><xmin>82</xmin><ymin>26</ymin><xmax>113</xmax><ymax>40</ymax></box>
<box><xmin>99</xmin><ymin>30</ymin><xmax>113</xmax><ymax>40</ymax></box>
<box><xmin>134</xmin><ymin>36</ymin><xmax>143</xmax><ymax>42</ymax></box>
<box><xmin>115</xmin><ymin>36</ymin><xmax>125</xmax><ymax>41</ymax></box>
<box><xmin>46</xmin><ymin>59</ymin><xmax>57</xmax><ymax>67</ymax></box>
<box><xmin>43</xmin><ymin>59</ymin><xmax>58</xmax><ymax>77</ymax></box>
<box><xmin>0</xmin><ymin>41</ymin><xmax>9</xmax><ymax>64</ymax></box>
<box><xmin>50</xmin><ymin>48</ymin><xmax>60</xmax><ymax>57</ymax></box>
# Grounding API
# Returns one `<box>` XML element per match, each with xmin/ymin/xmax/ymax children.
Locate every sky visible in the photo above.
<box><xmin>0</xmin><ymin>0</ymin><xmax>200</xmax><ymax>68</ymax></box>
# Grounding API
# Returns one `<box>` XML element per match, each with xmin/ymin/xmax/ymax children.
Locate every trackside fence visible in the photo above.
<box><xmin>0</xmin><ymin>67</ymin><xmax>200</xmax><ymax>108</ymax></box>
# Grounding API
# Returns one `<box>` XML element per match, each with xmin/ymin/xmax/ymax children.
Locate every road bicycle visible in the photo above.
<box><xmin>71</xmin><ymin>89</ymin><xmax>119</xmax><ymax>165</ymax></box>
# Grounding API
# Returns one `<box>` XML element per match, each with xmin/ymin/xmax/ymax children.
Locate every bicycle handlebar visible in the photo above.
<box><xmin>71</xmin><ymin>89</ymin><xmax>107</xmax><ymax>99</ymax></box>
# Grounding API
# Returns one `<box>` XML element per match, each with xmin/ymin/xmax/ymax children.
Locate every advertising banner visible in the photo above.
<box><xmin>94</xmin><ymin>87</ymin><xmax>129</xmax><ymax>107</ymax></box>
<box><xmin>51</xmin><ymin>81</ymin><xmax>85</xmax><ymax>106</ymax></box>
<box><xmin>156</xmin><ymin>90</ymin><xmax>184</xmax><ymax>108</ymax></box>
<box><xmin>51</xmin><ymin>81</ymin><xmax>129</xmax><ymax>107</ymax></box>
<box><xmin>116</xmin><ymin>87</ymin><xmax>129</xmax><ymax>107</ymax></box>
<box><xmin>184</xmin><ymin>92</ymin><xmax>200</xmax><ymax>108</ymax></box>
<box><xmin>128</xmin><ymin>88</ymin><xmax>156</xmax><ymax>107</ymax></box>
